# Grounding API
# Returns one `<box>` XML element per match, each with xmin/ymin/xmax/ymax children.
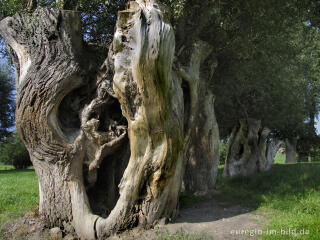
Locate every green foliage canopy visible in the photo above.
<box><xmin>0</xmin><ymin>133</ymin><xmax>31</xmax><ymax>169</ymax></box>
<box><xmin>0</xmin><ymin>63</ymin><xmax>14</xmax><ymax>142</ymax></box>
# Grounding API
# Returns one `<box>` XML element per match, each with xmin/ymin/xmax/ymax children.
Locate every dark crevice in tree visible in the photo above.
<box><xmin>58</xmin><ymin>85</ymin><xmax>95</xmax><ymax>136</ymax></box>
<box><xmin>86</xmin><ymin>141</ymin><xmax>130</xmax><ymax>218</ymax></box>
<box><xmin>181</xmin><ymin>80</ymin><xmax>191</xmax><ymax>131</ymax></box>
<box><xmin>59</xmin><ymin>79</ymin><xmax>131</xmax><ymax>211</ymax></box>
<box><xmin>238</xmin><ymin>144</ymin><xmax>244</xmax><ymax>159</ymax></box>
<box><xmin>79</xmin><ymin>92</ymin><xmax>130</xmax><ymax>218</ymax></box>
<box><xmin>96</xmin><ymin>99</ymin><xmax>127</xmax><ymax>132</ymax></box>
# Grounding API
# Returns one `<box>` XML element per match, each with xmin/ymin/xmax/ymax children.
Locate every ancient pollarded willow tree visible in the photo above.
<box><xmin>0</xmin><ymin>0</ymin><xmax>219</xmax><ymax>239</ymax></box>
<box><xmin>223</xmin><ymin>119</ymin><xmax>282</xmax><ymax>178</ymax></box>
<box><xmin>178</xmin><ymin>41</ymin><xmax>220</xmax><ymax>195</ymax></box>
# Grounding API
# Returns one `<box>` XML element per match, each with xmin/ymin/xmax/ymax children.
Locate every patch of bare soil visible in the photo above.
<box><xmin>0</xmin><ymin>208</ymin><xmax>78</xmax><ymax>240</ymax></box>
<box><xmin>1</xmin><ymin>199</ymin><xmax>268</xmax><ymax>240</ymax></box>
<box><xmin>112</xmin><ymin>199</ymin><xmax>269</xmax><ymax>240</ymax></box>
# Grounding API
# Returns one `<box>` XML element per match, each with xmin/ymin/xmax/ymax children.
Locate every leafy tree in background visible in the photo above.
<box><xmin>207</xmin><ymin>0</ymin><xmax>320</xmax><ymax>171</ymax></box>
<box><xmin>211</xmin><ymin>1</ymin><xmax>316</xmax><ymax>138</ymax></box>
<box><xmin>295</xmin><ymin>28</ymin><xmax>320</xmax><ymax>162</ymax></box>
<box><xmin>0</xmin><ymin>63</ymin><xmax>14</xmax><ymax>142</ymax></box>
<box><xmin>0</xmin><ymin>133</ymin><xmax>31</xmax><ymax>169</ymax></box>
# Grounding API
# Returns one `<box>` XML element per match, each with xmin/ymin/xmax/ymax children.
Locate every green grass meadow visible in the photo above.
<box><xmin>0</xmin><ymin>163</ymin><xmax>38</xmax><ymax>227</ymax></box>
<box><xmin>215</xmin><ymin>153</ymin><xmax>320</xmax><ymax>239</ymax></box>
<box><xmin>1</xmin><ymin>155</ymin><xmax>320</xmax><ymax>239</ymax></box>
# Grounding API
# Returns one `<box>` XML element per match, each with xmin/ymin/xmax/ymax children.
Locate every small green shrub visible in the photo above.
<box><xmin>0</xmin><ymin>134</ymin><xmax>31</xmax><ymax>169</ymax></box>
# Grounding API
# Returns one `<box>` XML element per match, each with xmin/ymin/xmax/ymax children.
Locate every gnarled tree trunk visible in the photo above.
<box><xmin>285</xmin><ymin>138</ymin><xmax>297</xmax><ymax>163</ymax></box>
<box><xmin>223</xmin><ymin>118</ymin><xmax>272</xmax><ymax>177</ymax></box>
<box><xmin>0</xmin><ymin>1</ymin><xmax>184</xmax><ymax>239</ymax></box>
<box><xmin>178</xmin><ymin>41</ymin><xmax>220</xmax><ymax>196</ymax></box>
<box><xmin>266</xmin><ymin>139</ymin><xmax>283</xmax><ymax>169</ymax></box>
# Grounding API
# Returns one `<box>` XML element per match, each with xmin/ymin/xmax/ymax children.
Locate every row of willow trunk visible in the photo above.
<box><xmin>0</xmin><ymin>1</ymin><xmax>281</xmax><ymax>239</ymax></box>
<box><xmin>223</xmin><ymin>119</ymin><xmax>283</xmax><ymax>177</ymax></box>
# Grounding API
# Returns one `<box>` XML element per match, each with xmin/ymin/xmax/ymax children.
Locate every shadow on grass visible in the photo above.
<box><xmin>177</xmin><ymin>163</ymin><xmax>320</xmax><ymax>224</ymax></box>
<box><xmin>214</xmin><ymin>162</ymin><xmax>320</xmax><ymax>208</ymax></box>
<box><xmin>175</xmin><ymin>198</ymin><xmax>253</xmax><ymax>223</ymax></box>
<box><xmin>0</xmin><ymin>169</ymin><xmax>35</xmax><ymax>174</ymax></box>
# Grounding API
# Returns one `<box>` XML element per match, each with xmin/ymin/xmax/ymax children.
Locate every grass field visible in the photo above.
<box><xmin>215</xmin><ymin>156</ymin><xmax>320</xmax><ymax>239</ymax></box>
<box><xmin>1</xmin><ymin>156</ymin><xmax>320</xmax><ymax>239</ymax></box>
<box><xmin>0</xmin><ymin>163</ymin><xmax>38</xmax><ymax>227</ymax></box>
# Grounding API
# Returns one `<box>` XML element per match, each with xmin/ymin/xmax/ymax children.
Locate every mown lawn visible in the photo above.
<box><xmin>215</xmin><ymin>157</ymin><xmax>320</xmax><ymax>239</ymax></box>
<box><xmin>0</xmin><ymin>163</ymin><xmax>38</xmax><ymax>227</ymax></box>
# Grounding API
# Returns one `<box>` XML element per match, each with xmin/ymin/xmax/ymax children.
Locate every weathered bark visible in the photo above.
<box><xmin>223</xmin><ymin>119</ymin><xmax>272</xmax><ymax>177</ymax></box>
<box><xmin>0</xmin><ymin>9</ymin><xmax>89</xmax><ymax>230</ymax></box>
<box><xmin>95</xmin><ymin>1</ymin><xmax>184</xmax><ymax>238</ymax></box>
<box><xmin>0</xmin><ymin>1</ymin><xmax>184</xmax><ymax>239</ymax></box>
<box><xmin>266</xmin><ymin>139</ymin><xmax>283</xmax><ymax>169</ymax></box>
<box><xmin>178</xmin><ymin>41</ymin><xmax>220</xmax><ymax>196</ymax></box>
<box><xmin>285</xmin><ymin>138</ymin><xmax>297</xmax><ymax>163</ymax></box>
